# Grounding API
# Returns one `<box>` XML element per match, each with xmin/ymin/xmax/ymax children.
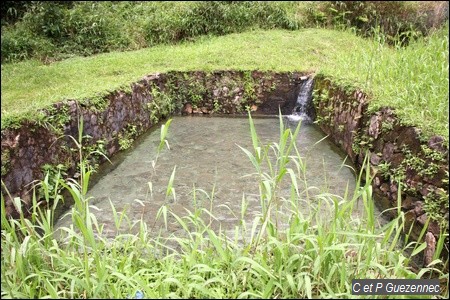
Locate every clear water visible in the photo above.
<box><xmin>55</xmin><ymin>116</ymin><xmax>383</xmax><ymax>239</ymax></box>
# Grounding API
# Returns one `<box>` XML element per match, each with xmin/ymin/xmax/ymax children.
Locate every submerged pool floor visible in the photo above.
<box><xmin>55</xmin><ymin>116</ymin><xmax>384</xmax><ymax>239</ymax></box>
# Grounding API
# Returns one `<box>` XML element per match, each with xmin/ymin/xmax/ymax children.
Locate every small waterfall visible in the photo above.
<box><xmin>287</xmin><ymin>77</ymin><xmax>315</xmax><ymax>123</ymax></box>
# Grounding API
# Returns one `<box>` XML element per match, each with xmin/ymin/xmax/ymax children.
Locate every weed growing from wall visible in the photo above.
<box><xmin>147</xmin><ymin>85</ymin><xmax>175</xmax><ymax>124</ymax></box>
<box><xmin>118</xmin><ymin>124</ymin><xmax>138</xmax><ymax>151</ymax></box>
<box><xmin>40</xmin><ymin>104</ymin><xmax>71</xmax><ymax>136</ymax></box>
<box><xmin>241</xmin><ymin>71</ymin><xmax>258</xmax><ymax>111</ymax></box>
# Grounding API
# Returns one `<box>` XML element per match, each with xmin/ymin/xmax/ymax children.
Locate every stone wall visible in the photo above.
<box><xmin>1</xmin><ymin>70</ymin><xmax>448</xmax><ymax>264</ymax></box>
<box><xmin>314</xmin><ymin>74</ymin><xmax>449</xmax><ymax>264</ymax></box>
<box><xmin>312</xmin><ymin>75</ymin><xmax>368</xmax><ymax>162</ymax></box>
<box><xmin>359</xmin><ymin>108</ymin><xmax>448</xmax><ymax>241</ymax></box>
<box><xmin>1</xmin><ymin>70</ymin><xmax>309</xmax><ymax>217</ymax></box>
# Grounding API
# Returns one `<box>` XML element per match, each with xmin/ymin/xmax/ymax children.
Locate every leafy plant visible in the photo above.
<box><xmin>147</xmin><ymin>85</ymin><xmax>175</xmax><ymax>124</ymax></box>
<box><xmin>118</xmin><ymin>124</ymin><xmax>138</xmax><ymax>151</ymax></box>
<box><xmin>38</xmin><ymin>163</ymin><xmax>68</xmax><ymax>202</ymax></box>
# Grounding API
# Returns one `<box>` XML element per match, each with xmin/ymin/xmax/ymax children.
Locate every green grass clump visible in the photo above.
<box><xmin>1</xmin><ymin>115</ymin><xmax>448</xmax><ymax>298</ymax></box>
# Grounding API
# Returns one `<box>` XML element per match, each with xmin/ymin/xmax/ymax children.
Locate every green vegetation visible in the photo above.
<box><xmin>0</xmin><ymin>28</ymin><xmax>355</xmax><ymax>122</ymax></box>
<box><xmin>2</xmin><ymin>116</ymin><xmax>448</xmax><ymax>298</ymax></box>
<box><xmin>1</xmin><ymin>2</ymin><xmax>449</xmax><ymax>297</ymax></box>
<box><xmin>307</xmin><ymin>1</ymin><xmax>446</xmax><ymax>44</ymax></box>
<box><xmin>147</xmin><ymin>84</ymin><xmax>176</xmax><ymax>124</ymax></box>
<box><xmin>1</xmin><ymin>1</ymin><xmax>302</xmax><ymax>63</ymax></box>
<box><xmin>2</xmin><ymin>1</ymin><xmax>446</xmax><ymax>63</ymax></box>
<box><xmin>118</xmin><ymin>124</ymin><xmax>138</xmax><ymax>151</ymax></box>
<box><xmin>2</xmin><ymin>24</ymin><xmax>449</xmax><ymax>142</ymax></box>
<box><xmin>320</xmin><ymin>23</ymin><xmax>449</xmax><ymax>143</ymax></box>
<box><xmin>2</xmin><ymin>2</ymin><xmax>447</xmax><ymax>140</ymax></box>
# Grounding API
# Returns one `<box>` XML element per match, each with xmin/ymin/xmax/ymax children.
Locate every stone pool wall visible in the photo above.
<box><xmin>1</xmin><ymin>70</ymin><xmax>309</xmax><ymax>217</ymax></box>
<box><xmin>314</xmin><ymin>74</ymin><xmax>448</xmax><ymax>263</ymax></box>
<box><xmin>1</xmin><ymin>70</ymin><xmax>448</xmax><ymax>263</ymax></box>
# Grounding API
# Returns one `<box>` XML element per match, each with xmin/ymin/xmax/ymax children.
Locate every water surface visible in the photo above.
<box><xmin>56</xmin><ymin>116</ymin><xmax>381</xmax><ymax>239</ymax></box>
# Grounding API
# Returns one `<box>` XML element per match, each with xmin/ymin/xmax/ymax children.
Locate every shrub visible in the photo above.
<box><xmin>1</xmin><ymin>24</ymin><xmax>55</xmax><ymax>62</ymax></box>
<box><xmin>305</xmin><ymin>1</ymin><xmax>449</xmax><ymax>45</ymax></box>
<box><xmin>144</xmin><ymin>1</ymin><xmax>299</xmax><ymax>46</ymax></box>
<box><xmin>1</xmin><ymin>1</ymin><xmax>132</xmax><ymax>62</ymax></box>
<box><xmin>1</xmin><ymin>1</ymin><xmax>32</xmax><ymax>26</ymax></box>
<box><xmin>60</xmin><ymin>2</ymin><xmax>130</xmax><ymax>56</ymax></box>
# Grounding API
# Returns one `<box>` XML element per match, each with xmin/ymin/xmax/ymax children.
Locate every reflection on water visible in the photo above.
<box><xmin>55</xmin><ymin>115</ymin><xmax>383</xmax><ymax>239</ymax></box>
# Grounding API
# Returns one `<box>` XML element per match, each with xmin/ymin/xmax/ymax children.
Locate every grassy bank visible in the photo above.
<box><xmin>2</xmin><ymin>25</ymin><xmax>449</xmax><ymax>142</ymax></box>
<box><xmin>2</xmin><ymin>116</ymin><xmax>448</xmax><ymax>298</ymax></box>
<box><xmin>1</xmin><ymin>28</ymin><xmax>352</xmax><ymax>119</ymax></box>
<box><xmin>320</xmin><ymin>23</ymin><xmax>449</xmax><ymax>141</ymax></box>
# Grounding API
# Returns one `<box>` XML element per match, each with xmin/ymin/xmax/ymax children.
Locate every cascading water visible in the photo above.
<box><xmin>287</xmin><ymin>77</ymin><xmax>315</xmax><ymax>123</ymax></box>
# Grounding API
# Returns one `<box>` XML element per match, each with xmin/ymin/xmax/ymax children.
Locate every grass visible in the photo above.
<box><xmin>0</xmin><ymin>28</ymin><xmax>355</xmax><ymax>118</ymax></box>
<box><xmin>2</xmin><ymin>114</ymin><xmax>448</xmax><ymax>298</ymax></box>
<box><xmin>320</xmin><ymin>24</ymin><xmax>449</xmax><ymax>142</ymax></box>
<box><xmin>1</xmin><ymin>26</ymin><xmax>448</xmax><ymax>142</ymax></box>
